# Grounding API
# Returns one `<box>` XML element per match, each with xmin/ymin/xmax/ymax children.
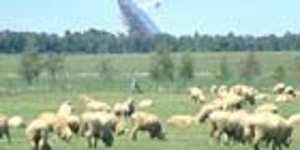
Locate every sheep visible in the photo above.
<box><xmin>65</xmin><ymin>115</ymin><xmax>80</xmax><ymax>135</ymax></box>
<box><xmin>57</xmin><ymin>101</ymin><xmax>73</xmax><ymax>117</ymax></box>
<box><xmin>275</xmin><ymin>94</ymin><xmax>295</xmax><ymax>102</ymax></box>
<box><xmin>244</xmin><ymin>112</ymin><xmax>293</xmax><ymax>150</ymax></box>
<box><xmin>25</xmin><ymin>119</ymin><xmax>51</xmax><ymax>150</ymax></box>
<box><xmin>79</xmin><ymin>94</ymin><xmax>111</xmax><ymax>112</ymax></box>
<box><xmin>130</xmin><ymin>111</ymin><xmax>166</xmax><ymax>141</ymax></box>
<box><xmin>288</xmin><ymin>114</ymin><xmax>300</xmax><ymax>126</ymax></box>
<box><xmin>254</xmin><ymin>93</ymin><xmax>270</xmax><ymax>102</ymax></box>
<box><xmin>210</xmin><ymin>85</ymin><xmax>230</xmax><ymax>99</ymax></box>
<box><xmin>137</xmin><ymin>99</ymin><xmax>153</xmax><ymax>109</ymax></box>
<box><xmin>284</xmin><ymin>86</ymin><xmax>296</xmax><ymax>97</ymax></box>
<box><xmin>113</xmin><ymin>98</ymin><xmax>135</xmax><ymax>117</ymax></box>
<box><xmin>273</xmin><ymin>83</ymin><xmax>286</xmax><ymax>95</ymax></box>
<box><xmin>8</xmin><ymin>115</ymin><xmax>26</xmax><ymax>128</ymax></box>
<box><xmin>255</xmin><ymin>103</ymin><xmax>278</xmax><ymax>114</ymax></box>
<box><xmin>230</xmin><ymin>84</ymin><xmax>258</xmax><ymax>105</ymax></box>
<box><xmin>167</xmin><ymin>115</ymin><xmax>195</xmax><ymax>127</ymax></box>
<box><xmin>79</xmin><ymin>111</ymin><xmax>114</xmax><ymax>148</ymax></box>
<box><xmin>188</xmin><ymin>87</ymin><xmax>206</xmax><ymax>103</ymax></box>
<box><xmin>207</xmin><ymin>110</ymin><xmax>232</xmax><ymax>143</ymax></box>
<box><xmin>38</xmin><ymin>112</ymin><xmax>72</xmax><ymax>142</ymax></box>
<box><xmin>0</xmin><ymin>114</ymin><xmax>11</xmax><ymax>143</ymax></box>
<box><xmin>195</xmin><ymin>100</ymin><xmax>224</xmax><ymax>123</ymax></box>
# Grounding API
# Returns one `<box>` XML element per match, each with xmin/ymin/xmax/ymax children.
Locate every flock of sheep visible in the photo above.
<box><xmin>0</xmin><ymin>82</ymin><xmax>300</xmax><ymax>150</ymax></box>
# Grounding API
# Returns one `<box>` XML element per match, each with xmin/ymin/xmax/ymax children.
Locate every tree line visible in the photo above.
<box><xmin>1</xmin><ymin>29</ymin><xmax>300</xmax><ymax>53</ymax></box>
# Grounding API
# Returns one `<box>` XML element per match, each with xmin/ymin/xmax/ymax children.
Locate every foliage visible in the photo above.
<box><xmin>178</xmin><ymin>52</ymin><xmax>194</xmax><ymax>83</ymax></box>
<box><xmin>2</xmin><ymin>30</ymin><xmax>300</xmax><ymax>53</ymax></box>
<box><xmin>19</xmin><ymin>37</ymin><xmax>43</xmax><ymax>85</ymax></box>
<box><xmin>239</xmin><ymin>51</ymin><xmax>261</xmax><ymax>81</ymax></box>
<box><xmin>149</xmin><ymin>49</ymin><xmax>175</xmax><ymax>87</ymax></box>
<box><xmin>97</xmin><ymin>58</ymin><xmax>116</xmax><ymax>80</ymax></box>
<box><xmin>44</xmin><ymin>53</ymin><xmax>65</xmax><ymax>82</ymax></box>
<box><xmin>271</xmin><ymin>65</ymin><xmax>286</xmax><ymax>82</ymax></box>
<box><xmin>216</xmin><ymin>56</ymin><xmax>231</xmax><ymax>82</ymax></box>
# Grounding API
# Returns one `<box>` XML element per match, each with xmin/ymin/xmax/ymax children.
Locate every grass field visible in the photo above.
<box><xmin>0</xmin><ymin>52</ymin><xmax>300</xmax><ymax>150</ymax></box>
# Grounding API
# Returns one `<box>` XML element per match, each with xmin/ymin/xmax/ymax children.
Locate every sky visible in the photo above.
<box><xmin>0</xmin><ymin>0</ymin><xmax>299</xmax><ymax>36</ymax></box>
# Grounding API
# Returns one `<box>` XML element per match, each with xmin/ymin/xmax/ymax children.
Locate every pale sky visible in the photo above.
<box><xmin>1</xmin><ymin>0</ymin><xmax>299</xmax><ymax>36</ymax></box>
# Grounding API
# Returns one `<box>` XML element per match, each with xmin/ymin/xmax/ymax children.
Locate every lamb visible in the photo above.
<box><xmin>79</xmin><ymin>94</ymin><xmax>111</xmax><ymax>112</ymax></box>
<box><xmin>113</xmin><ymin>98</ymin><xmax>135</xmax><ymax>117</ymax></box>
<box><xmin>130</xmin><ymin>111</ymin><xmax>166</xmax><ymax>141</ymax></box>
<box><xmin>8</xmin><ymin>115</ymin><xmax>26</xmax><ymax>128</ymax></box>
<box><xmin>167</xmin><ymin>115</ymin><xmax>195</xmax><ymax>127</ymax></box>
<box><xmin>188</xmin><ymin>87</ymin><xmax>206</xmax><ymax>103</ymax></box>
<box><xmin>25</xmin><ymin>119</ymin><xmax>51</xmax><ymax>150</ymax></box>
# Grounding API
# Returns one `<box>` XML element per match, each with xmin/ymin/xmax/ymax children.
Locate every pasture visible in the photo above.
<box><xmin>0</xmin><ymin>52</ymin><xmax>300</xmax><ymax>150</ymax></box>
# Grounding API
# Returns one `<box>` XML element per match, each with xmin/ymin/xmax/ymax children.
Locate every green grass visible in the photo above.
<box><xmin>0</xmin><ymin>52</ymin><xmax>300</xmax><ymax>150</ymax></box>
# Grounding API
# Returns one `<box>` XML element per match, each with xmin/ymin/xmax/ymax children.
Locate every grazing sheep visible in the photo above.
<box><xmin>113</xmin><ymin>98</ymin><xmax>135</xmax><ymax>117</ymax></box>
<box><xmin>25</xmin><ymin>119</ymin><xmax>51</xmax><ymax>150</ymax></box>
<box><xmin>79</xmin><ymin>94</ymin><xmax>111</xmax><ymax>112</ymax></box>
<box><xmin>284</xmin><ymin>86</ymin><xmax>296</xmax><ymax>97</ymax></box>
<box><xmin>0</xmin><ymin>114</ymin><xmax>11</xmax><ymax>143</ymax></box>
<box><xmin>167</xmin><ymin>115</ymin><xmax>195</xmax><ymax>127</ymax></box>
<box><xmin>230</xmin><ymin>84</ymin><xmax>258</xmax><ymax>105</ymax></box>
<box><xmin>207</xmin><ymin>110</ymin><xmax>232</xmax><ymax>143</ymax></box>
<box><xmin>273</xmin><ymin>83</ymin><xmax>286</xmax><ymax>95</ymax></box>
<box><xmin>38</xmin><ymin>112</ymin><xmax>72</xmax><ymax>142</ymax></box>
<box><xmin>188</xmin><ymin>87</ymin><xmax>206</xmax><ymax>103</ymax></box>
<box><xmin>255</xmin><ymin>103</ymin><xmax>278</xmax><ymax>114</ymax></box>
<box><xmin>79</xmin><ymin>112</ymin><xmax>114</xmax><ymax>148</ymax></box>
<box><xmin>245</xmin><ymin>112</ymin><xmax>293</xmax><ymax>150</ymax></box>
<box><xmin>130</xmin><ymin>111</ymin><xmax>166</xmax><ymax>141</ymax></box>
<box><xmin>8</xmin><ymin>115</ymin><xmax>26</xmax><ymax>128</ymax></box>
<box><xmin>137</xmin><ymin>99</ymin><xmax>153</xmax><ymax>109</ymax></box>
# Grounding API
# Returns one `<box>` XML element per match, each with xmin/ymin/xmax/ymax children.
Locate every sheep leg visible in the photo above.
<box><xmin>209</xmin><ymin>122</ymin><xmax>217</xmax><ymax>138</ymax></box>
<box><xmin>130</xmin><ymin>126</ymin><xmax>139</xmax><ymax>141</ymax></box>
<box><xmin>4</xmin><ymin>127</ymin><xmax>11</xmax><ymax>144</ymax></box>
<box><xmin>252</xmin><ymin>128</ymin><xmax>264</xmax><ymax>150</ymax></box>
<box><xmin>93</xmin><ymin>136</ymin><xmax>98</xmax><ymax>148</ymax></box>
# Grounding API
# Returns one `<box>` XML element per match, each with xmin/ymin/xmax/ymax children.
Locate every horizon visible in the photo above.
<box><xmin>1</xmin><ymin>0</ymin><xmax>300</xmax><ymax>36</ymax></box>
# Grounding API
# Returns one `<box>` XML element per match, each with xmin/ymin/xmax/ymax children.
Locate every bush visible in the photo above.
<box><xmin>216</xmin><ymin>56</ymin><xmax>231</xmax><ymax>82</ymax></box>
<box><xmin>149</xmin><ymin>49</ymin><xmax>175</xmax><ymax>89</ymax></box>
<box><xmin>271</xmin><ymin>65</ymin><xmax>286</xmax><ymax>82</ymax></box>
<box><xmin>44</xmin><ymin>53</ymin><xmax>65</xmax><ymax>82</ymax></box>
<box><xmin>19</xmin><ymin>38</ymin><xmax>43</xmax><ymax>85</ymax></box>
<box><xmin>239</xmin><ymin>51</ymin><xmax>261</xmax><ymax>81</ymax></box>
<box><xmin>97</xmin><ymin>58</ymin><xmax>116</xmax><ymax>80</ymax></box>
<box><xmin>178</xmin><ymin>52</ymin><xmax>194</xmax><ymax>83</ymax></box>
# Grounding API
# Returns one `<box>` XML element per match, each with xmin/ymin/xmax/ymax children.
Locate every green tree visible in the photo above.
<box><xmin>44</xmin><ymin>53</ymin><xmax>65</xmax><ymax>82</ymax></box>
<box><xmin>178</xmin><ymin>52</ymin><xmax>194</xmax><ymax>83</ymax></box>
<box><xmin>216</xmin><ymin>56</ymin><xmax>231</xmax><ymax>82</ymax></box>
<box><xmin>19</xmin><ymin>37</ymin><xmax>43</xmax><ymax>85</ymax></box>
<box><xmin>149</xmin><ymin>49</ymin><xmax>175</xmax><ymax>89</ymax></box>
<box><xmin>239</xmin><ymin>51</ymin><xmax>261</xmax><ymax>81</ymax></box>
<box><xmin>271</xmin><ymin>65</ymin><xmax>286</xmax><ymax>82</ymax></box>
<box><xmin>97</xmin><ymin>58</ymin><xmax>115</xmax><ymax>80</ymax></box>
